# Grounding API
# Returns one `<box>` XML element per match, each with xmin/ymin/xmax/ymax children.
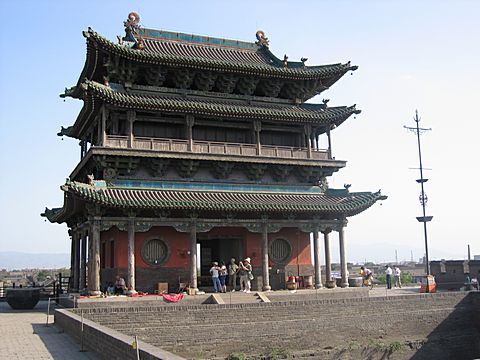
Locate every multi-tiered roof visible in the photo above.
<box><xmin>45</xmin><ymin>19</ymin><xmax>385</xmax><ymax>225</ymax></box>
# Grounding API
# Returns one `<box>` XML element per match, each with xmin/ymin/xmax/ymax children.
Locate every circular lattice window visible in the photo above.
<box><xmin>142</xmin><ymin>238</ymin><xmax>169</xmax><ymax>266</ymax></box>
<box><xmin>269</xmin><ymin>238</ymin><xmax>292</xmax><ymax>263</ymax></box>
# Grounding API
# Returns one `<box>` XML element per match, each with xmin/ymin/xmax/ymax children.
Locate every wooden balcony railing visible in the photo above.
<box><xmin>104</xmin><ymin>135</ymin><xmax>329</xmax><ymax>160</ymax></box>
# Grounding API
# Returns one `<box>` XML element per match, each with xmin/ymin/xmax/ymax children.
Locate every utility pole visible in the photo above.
<box><xmin>404</xmin><ymin>110</ymin><xmax>433</xmax><ymax>275</ymax></box>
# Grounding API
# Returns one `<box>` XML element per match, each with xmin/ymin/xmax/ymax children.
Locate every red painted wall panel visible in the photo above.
<box><xmin>101</xmin><ymin>225</ymin><xmax>312</xmax><ymax>270</ymax></box>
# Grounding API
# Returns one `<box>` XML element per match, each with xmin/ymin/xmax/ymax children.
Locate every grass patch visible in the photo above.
<box><xmin>227</xmin><ymin>352</ymin><xmax>246</xmax><ymax>360</ymax></box>
<box><xmin>267</xmin><ymin>347</ymin><xmax>290</xmax><ymax>359</ymax></box>
<box><xmin>388</xmin><ymin>341</ymin><xmax>404</xmax><ymax>353</ymax></box>
<box><xmin>368</xmin><ymin>339</ymin><xmax>387</xmax><ymax>351</ymax></box>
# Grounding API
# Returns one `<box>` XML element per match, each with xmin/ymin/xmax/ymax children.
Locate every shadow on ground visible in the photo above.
<box><xmin>408</xmin><ymin>292</ymin><xmax>480</xmax><ymax>360</ymax></box>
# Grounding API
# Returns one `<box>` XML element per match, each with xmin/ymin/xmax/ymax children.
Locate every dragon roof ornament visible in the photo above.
<box><xmin>117</xmin><ymin>12</ymin><xmax>143</xmax><ymax>50</ymax></box>
<box><xmin>255</xmin><ymin>30</ymin><xmax>269</xmax><ymax>47</ymax></box>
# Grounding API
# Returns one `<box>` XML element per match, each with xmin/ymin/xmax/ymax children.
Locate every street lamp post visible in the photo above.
<box><xmin>404</xmin><ymin>111</ymin><xmax>433</xmax><ymax>275</ymax></box>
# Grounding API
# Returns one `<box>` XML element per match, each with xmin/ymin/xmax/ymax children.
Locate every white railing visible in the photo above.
<box><xmin>104</xmin><ymin>136</ymin><xmax>329</xmax><ymax>160</ymax></box>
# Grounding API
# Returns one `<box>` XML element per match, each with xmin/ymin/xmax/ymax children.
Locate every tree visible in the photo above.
<box><xmin>36</xmin><ymin>270</ymin><xmax>50</xmax><ymax>282</ymax></box>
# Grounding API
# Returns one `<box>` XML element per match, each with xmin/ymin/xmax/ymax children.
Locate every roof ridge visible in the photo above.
<box><xmin>139</xmin><ymin>27</ymin><xmax>259</xmax><ymax>50</ymax></box>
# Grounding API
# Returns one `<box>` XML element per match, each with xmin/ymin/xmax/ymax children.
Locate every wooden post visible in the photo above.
<box><xmin>100</xmin><ymin>106</ymin><xmax>108</xmax><ymax>146</ymax></box>
<box><xmin>326</xmin><ymin>125</ymin><xmax>332</xmax><ymax>159</ymax></box>
<box><xmin>127</xmin><ymin>110</ymin><xmax>136</xmax><ymax>148</ymax></box>
<box><xmin>254</xmin><ymin>120</ymin><xmax>262</xmax><ymax>155</ymax></box>
<box><xmin>338</xmin><ymin>225</ymin><xmax>349</xmax><ymax>288</ymax></box>
<box><xmin>305</xmin><ymin>124</ymin><xmax>312</xmax><ymax>159</ymax></box>
<box><xmin>127</xmin><ymin>217</ymin><xmax>136</xmax><ymax>294</ymax></box>
<box><xmin>189</xmin><ymin>222</ymin><xmax>198</xmax><ymax>292</ymax></box>
<box><xmin>80</xmin><ymin>230</ymin><xmax>87</xmax><ymax>290</ymax></box>
<box><xmin>261</xmin><ymin>222</ymin><xmax>271</xmax><ymax>291</ymax></box>
<box><xmin>313</xmin><ymin>230</ymin><xmax>323</xmax><ymax>288</ymax></box>
<box><xmin>88</xmin><ymin>218</ymin><xmax>101</xmax><ymax>295</ymax></box>
<box><xmin>69</xmin><ymin>231</ymin><xmax>75</xmax><ymax>291</ymax></box>
<box><xmin>73</xmin><ymin>230</ymin><xmax>81</xmax><ymax>291</ymax></box>
<box><xmin>186</xmin><ymin>115</ymin><xmax>194</xmax><ymax>152</ymax></box>
<box><xmin>323</xmin><ymin>230</ymin><xmax>332</xmax><ymax>282</ymax></box>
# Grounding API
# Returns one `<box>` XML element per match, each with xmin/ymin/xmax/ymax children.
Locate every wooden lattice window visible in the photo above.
<box><xmin>269</xmin><ymin>238</ymin><xmax>292</xmax><ymax>263</ymax></box>
<box><xmin>142</xmin><ymin>238</ymin><xmax>169</xmax><ymax>266</ymax></box>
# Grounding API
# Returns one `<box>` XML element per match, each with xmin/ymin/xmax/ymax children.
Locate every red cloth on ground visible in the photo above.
<box><xmin>162</xmin><ymin>293</ymin><xmax>185</xmax><ymax>302</ymax></box>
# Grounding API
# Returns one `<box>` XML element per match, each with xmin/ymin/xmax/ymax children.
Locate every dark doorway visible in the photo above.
<box><xmin>198</xmin><ymin>237</ymin><xmax>243</xmax><ymax>276</ymax></box>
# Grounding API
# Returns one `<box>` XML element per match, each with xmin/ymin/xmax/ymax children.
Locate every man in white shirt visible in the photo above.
<box><xmin>394</xmin><ymin>266</ymin><xmax>402</xmax><ymax>288</ymax></box>
<box><xmin>385</xmin><ymin>265</ymin><xmax>393</xmax><ymax>289</ymax></box>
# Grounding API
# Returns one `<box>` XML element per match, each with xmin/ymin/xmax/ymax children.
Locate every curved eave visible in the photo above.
<box><xmin>41</xmin><ymin>192</ymin><xmax>77</xmax><ymax>224</ymax></box>
<box><xmin>62</xmin><ymin>92</ymin><xmax>102</xmax><ymax>139</ymax></box>
<box><xmin>62</xmin><ymin>181</ymin><xmax>386</xmax><ymax>217</ymax></box>
<box><xmin>77</xmin><ymin>79</ymin><xmax>359</xmax><ymax>125</ymax></box>
<box><xmin>81</xmin><ymin>28</ymin><xmax>357</xmax><ymax>82</ymax></box>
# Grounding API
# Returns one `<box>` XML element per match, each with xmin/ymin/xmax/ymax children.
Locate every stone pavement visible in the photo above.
<box><xmin>0</xmin><ymin>300</ymin><xmax>98</xmax><ymax>360</ymax></box>
<box><xmin>369</xmin><ymin>285</ymin><xmax>421</xmax><ymax>297</ymax></box>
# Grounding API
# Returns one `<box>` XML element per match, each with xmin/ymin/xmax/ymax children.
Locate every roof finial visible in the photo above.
<box><xmin>255</xmin><ymin>30</ymin><xmax>269</xmax><ymax>47</ymax></box>
<box><xmin>283</xmin><ymin>54</ymin><xmax>288</xmax><ymax>68</ymax></box>
<box><xmin>117</xmin><ymin>12</ymin><xmax>142</xmax><ymax>49</ymax></box>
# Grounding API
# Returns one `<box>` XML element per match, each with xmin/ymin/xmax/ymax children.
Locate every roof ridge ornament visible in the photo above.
<box><xmin>255</xmin><ymin>30</ymin><xmax>269</xmax><ymax>47</ymax></box>
<box><xmin>117</xmin><ymin>12</ymin><xmax>143</xmax><ymax>50</ymax></box>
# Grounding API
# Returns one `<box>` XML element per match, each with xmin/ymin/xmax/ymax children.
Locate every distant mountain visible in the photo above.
<box><xmin>0</xmin><ymin>252</ymin><xmax>70</xmax><ymax>270</ymax></box>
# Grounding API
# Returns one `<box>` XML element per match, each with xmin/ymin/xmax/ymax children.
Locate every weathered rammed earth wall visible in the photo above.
<box><xmin>55</xmin><ymin>292</ymin><xmax>480</xmax><ymax>360</ymax></box>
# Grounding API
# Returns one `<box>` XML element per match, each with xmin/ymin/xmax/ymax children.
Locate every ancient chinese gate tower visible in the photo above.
<box><xmin>44</xmin><ymin>13</ymin><xmax>386</xmax><ymax>294</ymax></box>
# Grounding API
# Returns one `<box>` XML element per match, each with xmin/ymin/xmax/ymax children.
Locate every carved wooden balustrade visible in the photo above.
<box><xmin>104</xmin><ymin>135</ymin><xmax>329</xmax><ymax>160</ymax></box>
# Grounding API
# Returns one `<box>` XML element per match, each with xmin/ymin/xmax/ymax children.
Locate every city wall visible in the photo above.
<box><xmin>55</xmin><ymin>291</ymin><xmax>480</xmax><ymax>360</ymax></box>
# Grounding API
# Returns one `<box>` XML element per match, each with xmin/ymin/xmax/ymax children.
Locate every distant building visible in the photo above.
<box><xmin>474</xmin><ymin>255</ymin><xmax>480</xmax><ymax>261</ymax></box>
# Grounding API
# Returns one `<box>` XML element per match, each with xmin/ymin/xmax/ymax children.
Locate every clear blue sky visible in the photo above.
<box><xmin>1</xmin><ymin>1</ymin><xmax>479</xmax><ymax>263</ymax></box>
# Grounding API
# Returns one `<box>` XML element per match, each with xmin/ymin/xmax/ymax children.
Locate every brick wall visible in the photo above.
<box><xmin>55</xmin><ymin>308</ymin><xmax>185</xmax><ymax>360</ymax></box>
<box><xmin>431</xmin><ymin>260</ymin><xmax>480</xmax><ymax>290</ymax></box>
<box><xmin>56</xmin><ymin>292</ymin><xmax>480</xmax><ymax>360</ymax></box>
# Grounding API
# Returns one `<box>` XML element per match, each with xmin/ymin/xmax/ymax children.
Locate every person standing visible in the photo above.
<box><xmin>239</xmin><ymin>258</ymin><xmax>252</xmax><ymax>293</ymax></box>
<box><xmin>228</xmin><ymin>258</ymin><xmax>239</xmax><ymax>292</ymax></box>
<box><xmin>210</xmin><ymin>262</ymin><xmax>221</xmax><ymax>293</ymax></box>
<box><xmin>240</xmin><ymin>257</ymin><xmax>252</xmax><ymax>293</ymax></box>
<box><xmin>385</xmin><ymin>265</ymin><xmax>393</xmax><ymax>289</ymax></box>
<box><xmin>394</xmin><ymin>266</ymin><xmax>402</xmax><ymax>288</ymax></box>
<box><xmin>219</xmin><ymin>261</ymin><xmax>228</xmax><ymax>293</ymax></box>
